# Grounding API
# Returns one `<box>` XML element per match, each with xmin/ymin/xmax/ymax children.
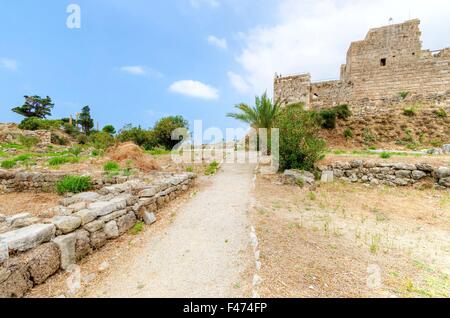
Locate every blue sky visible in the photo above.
<box><xmin>1</xmin><ymin>0</ymin><xmax>449</xmax><ymax>138</ymax></box>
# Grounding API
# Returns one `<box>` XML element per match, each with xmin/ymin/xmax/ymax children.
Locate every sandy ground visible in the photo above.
<box><xmin>251</xmin><ymin>175</ymin><xmax>450</xmax><ymax>298</ymax></box>
<box><xmin>0</xmin><ymin>193</ymin><xmax>60</xmax><ymax>217</ymax></box>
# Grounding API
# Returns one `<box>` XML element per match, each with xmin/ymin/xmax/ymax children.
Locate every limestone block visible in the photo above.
<box><xmin>0</xmin><ymin>224</ymin><xmax>55</xmax><ymax>253</ymax></box>
<box><xmin>0</xmin><ymin>240</ymin><xmax>8</xmax><ymax>263</ymax></box>
<box><xmin>52</xmin><ymin>216</ymin><xmax>81</xmax><ymax>234</ymax></box>
<box><xmin>436</xmin><ymin>167</ymin><xmax>450</xmax><ymax>179</ymax></box>
<box><xmin>53</xmin><ymin>234</ymin><xmax>76</xmax><ymax>270</ymax></box>
<box><xmin>393</xmin><ymin>163</ymin><xmax>416</xmax><ymax>171</ymax></box>
<box><xmin>412</xmin><ymin>170</ymin><xmax>427</xmax><ymax>180</ymax></box>
<box><xmin>74</xmin><ymin>229</ymin><xmax>92</xmax><ymax>260</ymax></box>
<box><xmin>117</xmin><ymin>212</ymin><xmax>137</xmax><ymax>235</ymax></box>
<box><xmin>90</xmin><ymin>230</ymin><xmax>107</xmax><ymax>249</ymax></box>
<box><xmin>74</xmin><ymin>209</ymin><xmax>97</xmax><ymax>225</ymax></box>
<box><xmin>83</xmin><ymin>220</ymin><xmax>104</xmax><ymax>233</ymax></box>
<box><xmin>143</xmin><ymin>212</ymin><xmax>157</xmax><ymax>225</ymax></box>
<box><xmin>104</xmin><ymin>221</ymin><xmax>119</xmax><ymax>239</ymax></box>
<box><xmin>99</xmin><ymin>210</ymin><xmax>127</xmax><ymax>224</ymax></box>
<box><xmin>60</xmin><ymin>192</ymin><xmax>100</xmax><ymax>207</ymax></box>
<box><xmin>320</xmin><ymin>171</ymin><xmax>334</xmax><ymax>183</ymax></box>
<box><xmin>395</xmin><ymin>170</ymin><xmax>411</xmax><ymax>178</ymax></box>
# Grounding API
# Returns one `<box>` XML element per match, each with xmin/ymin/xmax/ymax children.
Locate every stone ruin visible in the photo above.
<box><xmin>0</xmin><ymin>171</ymin><xmax>196</xmax><ymax>297</ymax></box>
<box><xmin>274</xmin><ymin>19</ymin><xmax>450</xmax><ymax>114</ymax></box>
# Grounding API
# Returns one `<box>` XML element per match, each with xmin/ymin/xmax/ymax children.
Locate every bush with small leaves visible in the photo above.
<box><xmin>434</xmin><ymin>108</ymin><xmax>447</xmax><ymax>118</ymax></box>
<box><xmin>380</xmin><ymin>152</ymin><xmax>391</xmax><ymax>159</ymax></box>
<box><xmin>343</xmin><ymin>128</ymin><xmax>353</xmax><ymax>140</ymax></box>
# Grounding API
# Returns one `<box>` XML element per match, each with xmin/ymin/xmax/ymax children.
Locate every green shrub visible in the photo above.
<box><xmin>1</xmin><ymin>160</ymin><xmax>17</xmax><ymax>169</ymax></box>
<box><xmin>104</xmin><ymin>161</ymin><xmax>120</xmax><ymax>172</ymax></box>
<box><xmin>363</xmin><ymin>128</ymin><xmax>377</xmax><ymax>145</ymax></box>
<box><xmin>88</xmin><ymin>131</ymin><xmax>115</xmax><ymax>150</ymax></box>
<box><xmin>343</xmin><ymin>128</ymin><xmax>353</xmax><ymax>139</ymax></box>
<box><xmin>276</xmin><ymin>107</ymin><xmax>326</xmax><ymax>171</ymax></box>
<box><xmin>319</xmin><ymin>109</ymin><xmax>337</xmax><ymax>129</ymax></box>
<box><xmin>403</xmin><ymin>106</ymin><xmax>417</xmax><ymax>117</ymax></box>
<box><xmin>334</xmin><ymin>104</ymin><xmax>352</xmax><ymax>120</ymax></box>
<box><xmin>91</xmin><ymin>149</ymin><xmax>104</xmax><ymax>157</ymax></box>
<box><xmin>14</xmin><ymin>154</ymin><xmax>32</xmax><ymax>162</ymax></box>
<box><xmin>48</xmin><ymin>156</ymin><xmax>79</xmax><ymax>166</ymax></box>
<box><xmin>186</xmin><ymin>166</ymin><xmax>194</xmax><ymax>173</ymax></box>
<box><xmin>434</xmin><ymin>108</ymin><xmax>447</xmax><ymax>118</ymax></box>
<box><xmin>63</xmin><ymin>123</ymin><xmax>80</xmax><ymax>136</ymax></box>
<box><xmin>204</xmin><ymin>161</ymin><xmax>219</xmax><ymax>176</ymax></box>
<box><xmin>0</xmin><ymin>143</ymin><xmax>24</xmax><ymax>150</ymax></box>
<box><xmin>18</xmin><ymin>117</ymin><xmax>62</xmax><ymax>131</ymax></box>
<box><xmin>56</xmin><ymin>176</ymin><xmax>92</xmax><ymax>194</ymax></box>
<box><xmin>380</xmin><ymin>152</ymin><xmax>391</xmax><ymax>159</ymax></box>
<box><xmin>69</xmin><ymin>145</ymin><xmax>83</xmax><ymax>157</ymax></box>
<box><xmin>51</xmin><ymin>133</ymin><xmax>69</xmax><ymax>146</ymax></box>
<box><xmin>117</xmin><ymin>125</ymin><xmax>157</xmax><ymax>150</ymax></box>
<box><xmin>153</xmin><ymin>116</ymin><xmax>189</xmax><ymax>150</ymax></box>
<box><xmin>398</xmin><ymin>91</ymin><xmax>409</xmax><ymax>100</ymax></box>
<box><xmin>19</xmin><ymin>135</ymin><xmax>39</xmax><ymax>150</ymax></box>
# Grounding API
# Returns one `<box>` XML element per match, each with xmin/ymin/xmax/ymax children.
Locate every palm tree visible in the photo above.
<box><xmin>227</xmin><ymin>92</ymin><xmax>281</xmax><ymax>152</ymax></box>
<box><xmin>227</xmin><ymin>92</ymin><xmax>281</xmax><ymax>130</ymax></box>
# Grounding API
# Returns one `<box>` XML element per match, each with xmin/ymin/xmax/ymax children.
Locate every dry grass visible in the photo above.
<box><xmin>251</xmin><ymin>175</ymin><xmax>450</xmax><ymax>298</ymax></box>
<box><xmin>107</xmin><ymin>142</ymin><xmax>160</xmax><ymax>172</ymax></box>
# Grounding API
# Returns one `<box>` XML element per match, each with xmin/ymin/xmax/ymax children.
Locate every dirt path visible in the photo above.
<box><xmin>83</xmin><ymin>163</ymin><xmax>255</xmax><ymax>298</ymax></box>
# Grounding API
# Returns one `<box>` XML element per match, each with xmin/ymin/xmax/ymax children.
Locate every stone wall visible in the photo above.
<box><xmin>274</xmin><ymin>19</ymin><xmax>450</xmax><ymax>113</ymax></box>
<box><xmin>0</xmin><ymin>170</ymin><xmax>137</xmax><ymax>193</ymax></box>
<box><xmin>318</xmin><ymin>160</ymin><xmax>449</xmax><ymax>188</ymax></box>
<box><xmin>0</xmin><ymin>123</ymin><xmax>51</xmax><ymax>146</ymax></box>
<box><xmin>0</xmin><ymin>172</ymin><xmax>196</xmax><ymax>297</ymax></box>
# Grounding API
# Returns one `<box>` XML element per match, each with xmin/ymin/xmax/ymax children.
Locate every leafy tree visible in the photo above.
<box><xmin>12</xmin><ymin>95</ymin><xmax>54</xmax><ymax>118</ymax></box>
<box><xmin>275</xmin><ymin>104</ymin><xmax>326</xmax><ymax>171</ymax></box>
<box><xmin>153</xmin><ymin>116</ymin><xmax>189</xmax><ymax>150</ymax></box>
<box><xmin>102</xmin><ymin>125</ymin><xmax>116</xmax><ymax>135</ymax></box>
<box><xmin>227</xmin><ymin>92</ymin><xmax>281</xmax><ymax>152</ymax></box>
<box><xmin>117</xmin><ymin>124</ymin><xmax>157</xmax><ymax>150</ymax></box>
<box><xmin>227</xmin><ymin>92</ymin><xmax>280</xmax><ymax>130</ymax></box>
<box><xmin>79</xmin><ymin>106</ymin><xmax>94</xmax><ymax>134</ymax></box>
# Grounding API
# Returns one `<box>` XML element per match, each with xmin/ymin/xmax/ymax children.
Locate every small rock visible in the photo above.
<box><xmin>5</xmin><ymin>213</ymin><xmax>31</xmax><ymax>226</ymax></box>
<box><xmin>0</xmin><ymin>240</ymin><xmax>8</xmax><ymax>263</ymax></box>
<box><xmin>320</xmin><ymin>171</ymin><xmax>334</xmax><ymax>183</ymax></box>
<box><xmin>98</xmin><ymin>261</ymin><xmax>109</xmax><ymax>272</ymax></box>
<box><xmin>412</xmin><ymin>170</ymin><xmax>427</xmax><ymax>180</ymax></box>
<box><xmin>74</xmin><ymin>209</ymin><xmax>97</xmax><ymax>226</ymax></box>
<box><xmin>439</xmin><ymin>177</ymin><xmax>450</xmax><ymax>188</ymax></box>
<box><xmin>283</xmin><ymin>170</ymin><xmax>315</xmax><ymax>186</ymax></box>
<box><xmin>416</xmin><ymin>163</ymin><xmax>434</xmax><ymax>172</ymax></box>
<box><xmin>427</xmin><ymin>148</ymin><xmax>443</xmax><ymax>155</ymax></box>
<box><xmin>68</xmin><ymin>202</ymin><xmax>87</xmax><ymax>213</ymax></box>
<box><xmin>395</xmin><ymin>170</ymin><xmax>411</xmax><ymax>179</ymax></box>
<box><xmin>90</xmin><ymin>230</ymin><xmax>107</xmax><ymax>249</ymax></box>
<box><xmin>143</xmin><ymin>212</ymin><xmax>157</xmax><ymax>225</ymax></box>
<box><xmin>83</xmin><ymin>220</ymin><xmax>104</xmax><ymax>233</ymax></box>
<box><xmin>442</xmin><ymin>144</ymin><xmax>450</xmax><ymax>154</ymax></box>
<box><xmin>436</xmin><ymin>167</ymin><xmax>450</xmax><ymax>179</ymax></box>
<box><xmin>393</xmin><ymin>163</ymin><xmax>416</xmax><ymax>171</ymax></box>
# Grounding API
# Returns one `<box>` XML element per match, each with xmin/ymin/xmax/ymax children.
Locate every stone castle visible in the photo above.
<box><xmin>274</xmin><ymin>19</ymin><xmax>450</xmax><ymax>113</ymax></box>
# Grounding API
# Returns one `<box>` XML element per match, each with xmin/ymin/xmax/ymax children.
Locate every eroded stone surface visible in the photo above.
<box><xmin>0</xmin><ymin>224</ymin><xmax>55</xmax><ymax>253</ymax></box>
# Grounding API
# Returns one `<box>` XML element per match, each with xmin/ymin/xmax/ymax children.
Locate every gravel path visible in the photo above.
<box><xmin>85</xmin><ymin>163</ymin><xmax>255</xmax><ymax>298</ymax></box>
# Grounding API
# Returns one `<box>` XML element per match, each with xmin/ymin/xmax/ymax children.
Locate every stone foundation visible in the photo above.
<box><xmin>319</xmin><ymin>160</ymin><xmax>449</xmax><ymax>188</ymax></box>
<box><xmin>0</xmin><ymin>172</ymin><xmax>196</xmax><ymax>297</ymax></box>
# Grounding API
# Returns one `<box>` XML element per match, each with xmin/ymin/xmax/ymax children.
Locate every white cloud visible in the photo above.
<box><xmin>207</xmin><ymin>35</ymin><xmax>228</xmax><ymax>50</ymax></box>
<box><xmin>0</xmin><ymin>58</ymin><xmax>18</xmax><ymax>71</ymax></box>
<box><xmin>119</xmin><ymin>65</ymin><xmax>163</xmax><ymax>78</ymax></box>
<box><xmin>169</xmin><ymin>80</ymin><xmax>219</xmax><ymax>100</ymax></box>
<box><xmin>233</xmin><ymin>0</ymin><xmax>450</xmax><ymax>96</ymax></box>
<box><xmin>228</xmin><ymin>71</ymin><xmax>250</xmax><ymax>94</ymax></box>
<box><xmin>189</xmin><ymin>0</ymin><xmax>219</xmax><ymax>9</ymax></box>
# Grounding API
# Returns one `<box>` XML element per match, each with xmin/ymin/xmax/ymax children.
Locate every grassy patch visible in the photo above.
<box><xmin>130</xmin><ymin>221</ymin><xmax>144</xmax><ymax>235</ymax></box>
<box><xmin>1</xmin><ymin>160</ymin><xmax>17</xmax><ymax>169</ymax></box>
<box><xmin>204</xmin><ymin>161</ymin><xmax>219</xmax><ymax>176</ymax></box>
<box><xmin>380</xmin><ymin>152</ymin><xmax>391</xmax><ymax>159</ymax></box>
<box><xmin>104</xmin><ymin>161</ymin><xmax>120</xmax><ymax>172</ymax></box>
<box><xmin>147</xmin><ymin>147</ymin><xmax>171</xmax><ymax>156</ymax></box>
<box><xmin>48</xmin><ymin>156</ymin><xmax>80</xmax><ymax>166</ymax></box>
<box><xmin>56</xmin><ymin>176</ymin><xmax>92</xmax><ymax>194</ymax></box>
<box><xmin>0</xmin><ymin>143</ymin><xmax>25</xmax><ymax>150</ymax></box>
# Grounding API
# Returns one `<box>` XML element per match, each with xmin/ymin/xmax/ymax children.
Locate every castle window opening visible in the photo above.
<box><xmin>380</xmin><ymin>58</ymin><xmax>387</xmax><ymax>66</ymax></box>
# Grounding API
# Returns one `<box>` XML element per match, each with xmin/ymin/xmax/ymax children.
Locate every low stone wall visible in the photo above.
<box><xmin>0</xmin><ymin>123</ymin><xmax>51</xmax><ymax>146</ymax></box>
<box><xmin>0</xmin><ymin>172</ymin><xmax>196</xmax><ymax>298</ymax></box>
<box><xmin>0</xmin><ymin>169</ymin><xmax>136</xmax><ymax>193</ymax></box>
<box><xmin>319</xmin><ymin>160</ymin><xmax>450</xmax><ymax>188</ymax></box>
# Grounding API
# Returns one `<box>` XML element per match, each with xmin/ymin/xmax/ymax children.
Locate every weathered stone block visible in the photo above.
<box><xmin>90</xmin><ymin>231</ymin><xmax>107</xmax><ymax>249</ymax></box>
<box><xmin>436</xmin><ymin>167</ymin><xmax>450</xmax><ymax>179</ymax></box>
<box><xmin>393</xmin><ymin>163</ymin><xmax>416</xmax><ymax>171</ymax></box>
<box><xmin>117</xmin><ymin>212</ymin><xmax>137</xmax><ymax>235</ymax></box>
<box><xmin>74</xmin><ymin>229</ymin><xmax>92</xmax><ymax>260</ymax></box>
<box><xmin>75</xmin><ymin>209</ymin><xmax>97</xmax><ymax>225</ymax></box>
<box><xmin>143</xmin><ymin>212</ymin><xmax>157</xmax><ymax>225</ymax></box>
<box><xmin>0</xmin><ymin>224</ymin><xmax>55</xmax><ymax>253</ymax></box>
<box><xmin>321</xmin><ymin>171</ymin><xmax>334</xmax><ymax>183</ymax></box>
<box><xmin>395</xmin><ymin>170</ymin><xmax>411</xmax><ymax>178</ymax></box>
<box><xmin>52</xmin><ymin>216</ymin><xmax>81</xmax><ymax>234</ymax></box>
<box><xmin>412</xmin><ymin>170</ymin><xmax>427</xmax><ymax>180</ymax></box>
<box><xmin>60</xmin><ymin>192</ymin><xmax>100</xmax><ymax>207</ymax></box>
<box><xmin>104</xmin><ymin>221</ymin><xmax>119</xmax><ymax>239</ymax></box>
<box><xmin>0</xmin><ymin>240</ymin><xmax>8</xmax><ymax>263</ymax></box>
<box><xmin>53</xmin><ymin>234</ymin><xmax>76</xmax><ymax>270</ymax></box>
<box><xmin>83</xmin><ymin>220</ymin><xmax>104</xmax><ymax>233</ymax></box>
